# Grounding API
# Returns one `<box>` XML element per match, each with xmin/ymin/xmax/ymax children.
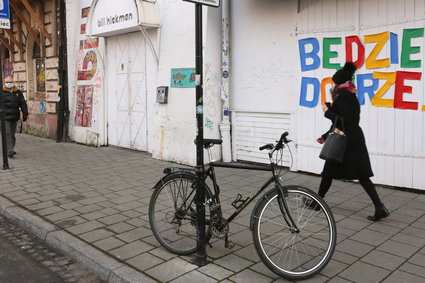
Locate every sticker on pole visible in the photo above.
<box><xmin>183</xmin><ymin>0</ymin><xmax>220</xmax><ymax>8</ymax></box>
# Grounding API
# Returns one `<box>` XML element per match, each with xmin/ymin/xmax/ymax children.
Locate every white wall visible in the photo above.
<box><xmin>152</xmin><ymin>0</ymin><xmax>222</xmax><ymax>165</ymax></box>
<box><xmin>230</xmin><ymin>0</ymin><xmax>299</xmax><ymax>114</ymax></box>
<box><xmin>296</xmin><ymin>0</ymin><xmax>425</xmax><ymax>190</ymax></box>
<box><xmin>229</xmin><ymin>0</ymin><xmax>299</xmax><ymax>167</ymax></box>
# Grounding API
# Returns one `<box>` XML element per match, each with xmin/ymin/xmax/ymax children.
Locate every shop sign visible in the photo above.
<box><xmin>89</xmin><ymin>0</ymin><xmax>139</xmax><ymax>36</ymax></box>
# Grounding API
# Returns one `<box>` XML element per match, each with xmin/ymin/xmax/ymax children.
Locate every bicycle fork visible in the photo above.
<box><xmin>276</xmin><ymin>183</ymin><xmax>300</xmax><ymax>233</ymax></box>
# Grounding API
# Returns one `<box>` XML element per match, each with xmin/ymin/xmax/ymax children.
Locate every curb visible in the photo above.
<box><xmin>0</xmin><ymin>196</ymin><xmax>155</xmax><ymax>283</ymax></box>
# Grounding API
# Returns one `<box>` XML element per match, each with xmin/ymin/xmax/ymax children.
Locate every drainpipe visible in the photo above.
<box><xmin>220</xmin><ymin>0</ymin><xmax>231</xmax><ymax>162</ymax></box>
<box><xmin>56</xmin><ymin>0</ymin><xmax>69</xmax><ymax>142</ymax></box>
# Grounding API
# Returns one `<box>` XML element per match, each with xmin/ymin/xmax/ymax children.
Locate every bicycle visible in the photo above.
<box><xmin>149</xmin><ymin>132</ymin><xmax>336</xmax><ymax>280</ymax></box>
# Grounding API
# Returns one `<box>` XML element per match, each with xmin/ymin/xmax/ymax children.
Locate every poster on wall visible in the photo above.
<box><xmin>74</xmin><ymin>85</ymin><xmax>93</xmax><ymax>127</ymax></box>
<box><xmin>36</xmin><ymin>58</ymin><xmax>46</xmax><ymax>92</ymax></box>
<box><xmin>170</xmin><ymin>68</ymin><xmax>196</xmax><ymax>88</ymax></box>
<box><xmin>77</xmin><ymin>50</ymin><xmax>97</xmax><ymax>80</ymax></box>
<box><xmin>298</xmin><ymin>28</ymin><xmax>425</xmax><ymax>112</ymax></box>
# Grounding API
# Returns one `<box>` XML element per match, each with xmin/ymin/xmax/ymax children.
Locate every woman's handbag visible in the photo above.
<box><xmin>319</xmin><ymin>116</ymin><xmax>347</xmax><ymax>163</ymax></box>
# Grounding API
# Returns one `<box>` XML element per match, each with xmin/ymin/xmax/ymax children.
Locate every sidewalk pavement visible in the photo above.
<box><xmin>1</xmin><ymin>134</ymin><xmax>425</xmax><ymax>283</ymax></box>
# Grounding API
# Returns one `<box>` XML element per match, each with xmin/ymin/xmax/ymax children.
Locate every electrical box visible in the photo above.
<box><xmin>156</xmin><ymin>86</ymin><xmax>168</xmax><ymax>103</ymax></box>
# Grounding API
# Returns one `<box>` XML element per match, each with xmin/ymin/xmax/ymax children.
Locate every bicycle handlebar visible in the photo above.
<box><xmin>259</xmin><ymin>132</ymin><xmax>291</xmax><ymax>152</ymax></box>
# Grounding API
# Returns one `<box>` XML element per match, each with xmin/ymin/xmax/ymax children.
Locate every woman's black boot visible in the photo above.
<box><xmin>367</xmin><ymin>204</ymin><xmax>390</xmax><ymax>221</ymax></box>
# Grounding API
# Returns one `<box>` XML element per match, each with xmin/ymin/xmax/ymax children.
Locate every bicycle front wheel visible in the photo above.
<box><xmin>149</xmin><ymin>172</ymin><xmax>211</xmax><ymax>255</ymax></box>
<box><xmin>252</xmin><ymin>185</ymin><xmax>336</xmax><ymax>280</ymax></box>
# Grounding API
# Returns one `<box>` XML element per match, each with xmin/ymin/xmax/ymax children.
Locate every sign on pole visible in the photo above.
<box><xmin>183</xmin><ymin>0</ymin><xmax>220</xmax><ymax>8</ymax></box>
<box><xmin>0</xmin><ymin>0</ymin><xmax>10</xmax><ymax>29</ymax></box>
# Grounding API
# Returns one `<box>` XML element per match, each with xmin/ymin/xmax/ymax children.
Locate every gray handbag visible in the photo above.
<box><xmin>319</xmin><ymin>116</ymin><xmax>347</xmax><ymax>163</ymax></box>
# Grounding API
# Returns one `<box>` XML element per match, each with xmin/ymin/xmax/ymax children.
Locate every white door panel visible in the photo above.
<box><xmin>107</xmin><ymin>32</ymin><xmax>147</xmax><ymax>151</ymax></box>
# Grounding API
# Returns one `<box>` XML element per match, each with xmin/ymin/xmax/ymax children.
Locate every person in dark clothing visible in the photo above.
<box><xmin>2</xmin><ymin>76</ymin><xmax>28</xmax><ymax>158</ymax></box>
<box><xmin>307</xmin><ymin>62</ymin><xmax>390</xmax><ymax>222</ymax></box>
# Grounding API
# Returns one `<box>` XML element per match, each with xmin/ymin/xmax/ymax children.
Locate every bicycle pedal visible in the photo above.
<box><xmin>231</xmin><ymin>194</ymin><xmax>248</xmax><ymax>209</ymax></box>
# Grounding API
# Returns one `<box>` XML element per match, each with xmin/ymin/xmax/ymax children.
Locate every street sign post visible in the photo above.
<box><xmin>183</xmin><ymin>0</ymin><xmax>220</xmax><ymax>267</ymax></box>
<box><xmin>0</xmin><ymin>0</ymin><xmax>10</xmax><ymax>169</ymax></box>
<box><xmin>183</xmin><ymin>0</ymin><xmax>220</xmax><ymax>8</ymax></box>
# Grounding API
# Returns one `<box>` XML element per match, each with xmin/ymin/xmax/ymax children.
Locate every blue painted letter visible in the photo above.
<box><xmin>356</xmin><ymin>73</ymin><xmax>379</xmax><ymax>105</ymax></box>
<box><xmin>298</xmin><ymin>38</ymin><xmax>321</xmax><ymax>71</ymax></box>
<box><xmin>300</xmin><ymin>77</ymin><xmax>320</xmax><ymax>108</ymax></box>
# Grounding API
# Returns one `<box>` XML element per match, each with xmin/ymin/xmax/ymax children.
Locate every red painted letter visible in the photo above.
<box><xmin>346</xmin><ymin>35</ymin><xmax>365</xmax><ymax>68</ymax></box>
<box><xmin>394</xmin><ymin>71</ymin><xmax>422</xmax><ymax>110</ymax></box>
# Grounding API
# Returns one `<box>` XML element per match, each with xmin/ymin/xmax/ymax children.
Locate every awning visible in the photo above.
<box><xmin>88</xmin><ymin>0</ymin><xmax>160</xmax><ymax>37</ymax></box>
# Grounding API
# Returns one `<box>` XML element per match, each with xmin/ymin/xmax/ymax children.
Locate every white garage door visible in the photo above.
<box><xmin>107</xmin><ymin>32</ymin><xmax>147</xmax><ymax>151</ymax></box>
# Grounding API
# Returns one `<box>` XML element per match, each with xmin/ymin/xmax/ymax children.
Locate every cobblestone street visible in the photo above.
<box><xmin>0</xmin><ymin>134</ymin><xmax>425</xmax><ymax>282</ymax></box>
<box><xmin>0</xmin><ymin>214</ymin><xmax>103</xmax><ymax>283</ymax></box>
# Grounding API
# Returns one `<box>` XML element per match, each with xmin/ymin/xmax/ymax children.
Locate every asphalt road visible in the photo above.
<box><xmin>0</xmin><ymin>232</ymin><xmax>64</xmax><ymax>283</ymax></box>
<box><xmin>0</xmin><ymin>215</ymin><xmax>103</xmax><ymax>283</ymax></box>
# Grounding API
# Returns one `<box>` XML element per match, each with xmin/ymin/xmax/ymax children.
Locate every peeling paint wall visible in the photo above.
<box><xmin>67</xmin><ymin>0</ymin><xmax>106</xmax><ymax>146</ymax></box>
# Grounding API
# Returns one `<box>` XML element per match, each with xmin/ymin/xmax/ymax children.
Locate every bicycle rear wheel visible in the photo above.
<box><xmin>252</xmin><ymin>185</ymin><xmax>336</xmax><ymax>280</ymax></box>
<box><xmin>149</xmin><ymin>172</ymin><xmax>211</xmax><ymax>255</ymax></box>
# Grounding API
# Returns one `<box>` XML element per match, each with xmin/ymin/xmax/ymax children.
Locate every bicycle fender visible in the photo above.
<box><xmin>249</xmin><ymin>187</ymin><xmax>279</xmax><ymax>230</ymax></box>
<box><xmin>152</xmin><ymin>170</ymin><xmax>197</xmax><ymax>190</ymax></box>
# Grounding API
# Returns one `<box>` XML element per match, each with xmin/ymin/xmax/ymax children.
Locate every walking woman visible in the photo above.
<box><xmin>310</xmin><ymin>62</ymin><xmax>390</xmax><ymax>221</ymax></box>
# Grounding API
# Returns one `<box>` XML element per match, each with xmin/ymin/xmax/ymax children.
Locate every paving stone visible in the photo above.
<box><xmin>145</xmin><ymin>257</ymin><xmax>197</xmax><ymax>282</ymax></box>
<box><xmin>108</xmin><ymin>222</ymin><xmax>135</xmax><ymax>234</ymax></box>
<box><xmin>215</xmin><ymin>254</ymin><xmax>254</xmax><ymax>272</ymax></box>
<box><xmin>94</xmin><ymin>237</ymin><xmax>126</xmax><ymax>251</ymax></box>
<box><xmin>336</xmin><ymin>239</ymin><xmax>374</xmax><ymax>258</ymax></box>
<box><xmin>109</xmin><ymin>265</ymin><xmax>156</xmax><ymax>283</ymax></box>
<box><xmin>349</xmin><ymin>229</ymin><xmax>391</xmax><ymax>246</ymax></box>
<box><xmin>47</xmin><ymin>210</ymin><xmax>79</xmax><ymax>222</ymax></box>
<box><xmin>381</xmin><ymin>270</ymin><xmax>425</xmax><ymax>283</ymax></box>
<box><xmin>79</xmin><ymin>229</ymin><xmax>114</xmax><ymax>243</ymax></box>
<box><xmin>198</xmin><ymin>263</ymin><xmax>234</xmax><ymax>280</ymax></box>
<box><xmin>377</xmin><ymin>240</ymin><xmax>420</xmax><ymax>258</ymax></box>
<box><xmin>109</xmin><ymin>240</ymin><xmax>154</xmax><ymax>260</ymax></box>
<box><xmin>126</xmin><ymin>253</ymin><xmax>164</xmax><ymax>271</ymax></box>
<box><xmin>170</xmin><ymin>270</ymin><xmax>217</xmax><ymax>283</ymax></box>
<box><xmin>249</xmin><ymin>262</ymin><xmax>279</xmax><ymax>279</ymax></box>
<box><xmin>97</xmin><ymin>214</ymin><xmax>129</xmax><ymax>225</ymax></box>
<box><xmin>80</xmin><ymin>211</ymin><xmax>107</xmax><ymax>221</ymax></box>
<box><xmin>228</xmin><ymin>268</ymin><xmax>273</xmax><ymax>283</ymax></box>
<box><xmin>361</xmin><ymin>250</ymin><xmax>405</xmax><ymax>270</ymax></box>
<box><xmin>319</xmin><ymin>259</ymin><xmax>349</xmax><ymax>278</ymax></box>
<box><xmin>115</xmin><ymin>227</ymin><xmax>151</xmax><ymax>243</ymax></box>
<box><xmin>399</xmin><ymin>262</ymin><xmax>425</xmax><ymax>278</ymax></box>
<box><xmin>407</xmin><ymin>253</ymin><xmax>425</xmax><ymax>267</ymax></box>
<box><xmin>67</xmin><ymin>220</ymin><xmax>104</xmax><ymax>235</ymax></box>
<box><xmin>339</xmin><ymin>261</ymin><xmax>391</xmax><ymax>283</ymax></box>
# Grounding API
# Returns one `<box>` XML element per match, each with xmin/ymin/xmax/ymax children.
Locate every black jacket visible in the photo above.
<box><xmin>321</xmin><ymin>91</ymin><xmax>373</xmax><ymax>179</ymax></box>
<box><xmin>3</xmin><ymin>86</ymin><xmax>28</xmax><ymax>122</ymax></box>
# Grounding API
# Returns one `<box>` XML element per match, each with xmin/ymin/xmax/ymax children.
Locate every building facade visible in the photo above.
<box><xmin>65</xmin><ymin>0</ymin><xmax>425</xmax><ymax>190</ymax></box>
<box><xmin>2</xmin><ymin>0</ymin><xmax>64</xmax><ymax>138</ymax></box>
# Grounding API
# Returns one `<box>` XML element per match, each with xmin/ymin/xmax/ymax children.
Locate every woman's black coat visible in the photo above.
<box><xmin>3</xmin><ymin>86</ymin><xmax>28</xmax><ymax>122</ymax></box>
<box><xmin>321</xmin><ymin>91</ymin><xmax>373</xmax><ymax>180</ymax></box>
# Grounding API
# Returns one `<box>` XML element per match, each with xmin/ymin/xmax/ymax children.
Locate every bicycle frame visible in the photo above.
<box><xmin>205</xmin><ymin>160</ymin><xmax>299</xmax><ymax>232</ymax></box>
<box><xmin>206</xmin><ymin>162</ymin><xmax>274</xmax><ymax>223</ymax></box>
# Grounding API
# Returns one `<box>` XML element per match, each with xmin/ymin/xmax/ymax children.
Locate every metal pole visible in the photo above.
<box><xmin>0</xmin><ymin>55</ymin><xmax>10</xmax><ymax>170</ymax></box>
<box><xmin>56</xmin><ymin>0</ymin><xmax>67</xmax><ymax>142</ymax></box>
<box><xmin>194</xmin><ymin>3</ymin><xmax>208</xmax><ymax>266</ymax></box>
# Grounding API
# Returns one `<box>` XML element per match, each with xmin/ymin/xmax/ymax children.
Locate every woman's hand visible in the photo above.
<box><xmin>322</xmin><ymin>102</ymin><xmax>329</xmax><ymax>112</ymax></box>
<box><xmin>316</xmin><ymin>137</ymin><xmax>325</xmax><ymax>144</ymax></box>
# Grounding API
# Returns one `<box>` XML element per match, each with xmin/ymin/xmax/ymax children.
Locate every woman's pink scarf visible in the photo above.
<box><xmin>336</xmin><ymin>81</ymin><xmax>357</xmax><ymax>93</ymax></box>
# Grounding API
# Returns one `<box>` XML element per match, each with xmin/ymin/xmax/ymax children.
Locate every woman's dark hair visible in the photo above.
<box><xmin>332</xmin><ymin>62</ymin><xmax>357</xmax><ymax>85</ymax></box>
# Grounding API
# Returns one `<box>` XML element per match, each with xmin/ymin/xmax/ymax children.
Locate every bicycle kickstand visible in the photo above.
<box><xmin>224</xmin><ymin>234</ymin><xmax>235</xmax><ymax>249</ymax></box>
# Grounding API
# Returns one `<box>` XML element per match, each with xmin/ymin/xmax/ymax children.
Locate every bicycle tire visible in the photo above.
<box><xmin>252</xmin><ymin>185</ymin><xmax>336</xmax><ymax>280</ymax></box>
<box><xmin>149</xmin><ymin>172</ymin><xmax>212</xmax><ymax>255</ymax></box>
